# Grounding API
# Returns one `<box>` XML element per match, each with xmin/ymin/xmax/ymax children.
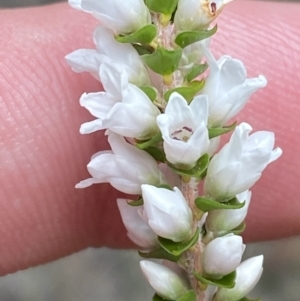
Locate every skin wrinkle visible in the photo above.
<box><xmin>0</xmin><ymin>1</ymin><xmax>299</xmax><ymax>275</ymax></box>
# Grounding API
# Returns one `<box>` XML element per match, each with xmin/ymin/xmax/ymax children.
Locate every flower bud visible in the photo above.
<box><xmin>174</xmin><ymin>0</ymin><xmax>233</xmax><ymax>31</ymax></box>
<box><xmin>213</xmin><ymin>255</ymin><xmax>264</xmax><ymax>301</ymax></box>
<box><xmin>117</xmin><ymin>199</ymin><xmax>158</xmax><ymax>250</ymax></box>
<box><xmin>203</xmin><ymin>234</ymin><xmax>244</xmax><ymax>277</ymax></box>
<box><xmin>141</xmin><ymin>185</ymin><xmax>193</xmax><ymax>242</ymax></box>
<box><xmin>205</xmin><ymin>190</ymin><xmax>251</xmax><ymax>233</ymax></box>
<box><xmin>140</xmin><ymin>260</ymin><xmax>188</xmax><ymax>300</ymax></box>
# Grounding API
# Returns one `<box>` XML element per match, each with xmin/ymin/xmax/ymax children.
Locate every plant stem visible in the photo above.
<box><xmin>181</xmin><ymin>178</ymin><xmax>206</xmax><ymax>301</ymax></box>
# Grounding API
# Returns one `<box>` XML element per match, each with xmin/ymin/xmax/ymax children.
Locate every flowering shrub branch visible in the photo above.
<box><xmin>67</xmin><ymin>1</ymin><xmax>282</xmax><ymax>300</ymax></box>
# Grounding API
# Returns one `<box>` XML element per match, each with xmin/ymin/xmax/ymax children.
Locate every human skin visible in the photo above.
<box><xmin>0</xmin><ymin>1</ymin><xmax>299</xmax><ymax>275</ymax></box>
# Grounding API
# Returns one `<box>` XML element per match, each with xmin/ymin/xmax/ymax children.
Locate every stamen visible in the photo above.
<box><xmin>211</xmin><ymin>2</ymin><xmax>217</xmax><ymax>14</ymax></box>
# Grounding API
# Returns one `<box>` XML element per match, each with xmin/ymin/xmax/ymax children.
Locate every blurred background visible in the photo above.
<box><xmin>0</xmin><ymin>0</ymin><xmax>300</xmax><ymax>300</ymax></box>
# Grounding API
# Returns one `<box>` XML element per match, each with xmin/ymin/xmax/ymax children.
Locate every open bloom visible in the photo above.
<box><xmin>79</xmin><ymin>62</ymin><xmax>159</xmax><ymax>139</ymax></box>
<box><xmin>204</xmin><ymin>123</ymin><xmax>282</xmax><ymax>200</ymax></box>
<box><xmin>141</xmin><ymin>185</ymin><xmax>193</xmax><ymax>242</ymax></box>
<box><xmin>201</xmin><ymin>47</ymin><xmax>267</xmax><ymax>127</ymax></box>
<box><xmin>203</xmin><ymin>234</ymin><xmax>244</xmax><ymax>277</ymax></box>
<box><xmin>76</xmin><ymin>132</ymin><xmax>164</xmax><ymax>194</ymax></box>
<box><xmin>157</xmin><ymin>93</ymin><xmax>210</xmax><ymax>168</ymax></box>
<box><xmin>69</xmin><ymin>0</ymin><xmax>151</xmax><ymax>34</ymax></box>
<box><xmin>174</xmin><ymin>0</ymin><xmax>233</xmax><ymax>31</ymax></box>
<box><xmin>213</xmin><ymin>255</ymin><xmax>264</xmax><ymax>301</ymax></box>
<box><xmin>117</xmin><ymin>199</ymin><xmax>158</xmax><ymax>250</ymax></box>
<box><xmin>205</xmin><ymin>190</ymin><xmax>251</xmax><ymax>233</ymax></box>
<box><xmin>65</xmin><ymin>26</ymin><xmax>150</xmax><ymax>86</ymax></box>
<box><xmin>140</xmin><ymin>260</ymin><xmax>188</xmax><ymax>300</ymax></box>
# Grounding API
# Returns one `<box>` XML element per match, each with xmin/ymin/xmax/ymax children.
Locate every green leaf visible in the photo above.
<box><xmin>115</xmin><ymin>24</ymin><xmax>157</xmax><ymax>45</ymax></box>
<box><xmin>164</xmin><ymin>80</ymin><xmax>205</xmax><ymax>103</ymax></box>
<box><xmin>168</xmin><ymin>154</ymin><xmax>209</xmax><ymax>178</ymax></box>
<box><xmin>158</xmin><ymin>184</ymin><xmax>173</xmax><ymax>190</ymax></box>
<box><xmin>133</xmin><ymin>44</ymin><xmax>153</xmax><ymax>55</ymax></box>
<box><xmin>230</xmin><ymin>221</ymin><xmax>246</xmax><ymax>235</ymax></box>
<box><xmin>175</xmin><ymin>25</ymin><xmax>218</xmax><ymax>48</ymax></box>
<box><xmin>139</xmin><ymin>247</ymin><xmax>181</xmax><ymax>262</ymax></box>
<box><xmin>145</xmin><ymin>0</ymin><xmax>178</xmax><ymax>15</ymax></box>
<box><xmin>208</xmin><ymin>122</ymin><xmax>237</xmax><ymax>139</ymax></box>
<box><xmin>193</xmin><ymin>270</ymin><xmax>236</xmax><ymax>288</ymax></box>
<box><xmin>142</xmin><ymin>47</ymin><xmax>183</xmax><ymax>75</ymax></box>
<box><xmin>152</xmin><ymin>294</ymin><xmax>166</xmax><ymax>301</ymax></box>
<box><xmin>144</xmin><ymin>146</ymin><xmax>166</xmax><ymax>162</ymax></box>
<box><xmin>139</xmin><ymin>86</ymin><xmax>157</xmax><ymax>101</ymax></box>
<box><xmin>177</xmin><ymin>290</ymin><xmax>196</xmax><ymax>301</ymax></box>
<box><xmin>136</xmin><ymin>132</ymin><xmax>163</xmax><ymax>149</ymax></box>
<box><xmin>158</xmin><ymin>228</ymin><xmax>200</xmax><ymax>256</ymax></box>
<box><xmin>127</xmin><ymin>198</ymin><xmax>143</xmax><ymax>207</ymax></box>
<box><xmin>239</xmin><ymin>297</ymin><xmax>262</xmax><ymax>301</ymax></box>
<box><xmin>195</xmin><ymin>197</ymin><xmax>245</xmax><ymax>212</ymax></box>
<box><xmin>186</xmin><ymin>63</ymin><xmax>208</xmax><ymax>83</ymax></box>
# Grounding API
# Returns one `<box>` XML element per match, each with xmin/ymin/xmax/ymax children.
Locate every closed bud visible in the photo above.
<box><xmin>117</xmin><ymin>199</ymin><xmax>158</xmax><ymax>250</ymax></box>
<box><xmin>205</xmin><ymin>190</ymin><xmax>251</xmax><ymax>233</ymax></box>
<box><xmin>213</xmin><ymin>255</ymin><xmax>264</xmax><ymax>301</ymax></box>
<box><xmin>140</xmin><ymin>260</ymin><xmax>188</xmax><ymax>300</ymax></box>
<box><xmin>203</xmin><ymin>234</ymin><xmax>244</xmax><ymax>277</ymax></box>
<box><xmin>141</xmin><ymin>185</ymin><xmax>193</xmax><ymax>242</ymax></box>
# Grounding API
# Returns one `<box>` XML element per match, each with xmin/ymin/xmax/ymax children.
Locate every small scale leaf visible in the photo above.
<box><xmin>127</xmin><ymin>198</ymin><xmax>143</xmax><ymax>207</ymax></box>
<box><xmin>195</xmin><ymin>197</ymin><xmax>245</xmax><ymax>212</ymax></box>
<box><xmin>208</xmin><ymin>122</ymin><xmax>237</xmax><ymax>139</ymax></box>
<box><xmin>115</xmin><ymin>24</ymin><xmax>157</xmax><ymax>45</ymax></box>
<box><xmin>158</xmin><ymin>184</ymin><xmax>173</xmax><ymax>190</ymax></box>
<box><xmin>193</xmin><ymin>270</ymin><xmax>236</xmax><ymax>288</ymax></box>
<box><xmin>158</xmin><ymin>228</ymin><xmax>200</xmax><ymax>256</ymax></box>
<box><xmin>239</xmin><ymin>297</ymin><xmax>262</xmax><ymax>301</ymax></box>
<box><xmin>136</xmin><ymin>132</ymin><xmax>163</xmax><ymax>149</ymax></box>
<box><xmin>168</xmin><ymin>154</ymin><xmax>209</xmax><ymax>178</ymax></box>
<box><xmin>139</xmin><ymin>247</ymin><xmax>181</xmax><ymax>262</ymax></box>
<box><xmin>133</xmin><ymin>44</ymin><xmax>153</xmax><ymax>55</ymax></box>
<box><xmin>145</xmin><ymin>0</ymin><xmax>178</xmax><ymax>15</ymax></box>
<box><xmin>230</xmin><ymin>221</ymin><xmax>246</xmax><ymax>235</ymax></box>
<box><xmin>164</xmin><ymin>80</ymin><xmax>205</xmax><ymax>103</ymax></box>
<box><xmin>177</xmin><ymin>290</ymin><xmax>196</xmax><ymax>301</ymax></box>
<box><xmin>144</xmin><ymin>146</ymin><xmax>166</xmax><ymax>162</ymax></box>
<box><xmin>175</xmin><ymin>25</ymin><xmax>218</xmax><ymax>48</ymax></box>
<box><xmin>142</xmin><ymin>47</ymin><xmax>183</xmax><ymax>75</ymax></box>
<box><xmin>140</xmin><ymin>86</ymin><xmax>157</xmax><ymax>101</ymax></box>
<box><xmin>152</xmin><ymin>294</ymin><xmax>166</xmax><ymax>301</ymax></box>
<box><xmin>186</xmin><ymin>63</ymin><xmax>208</xmax><ymax>83</ymax></box>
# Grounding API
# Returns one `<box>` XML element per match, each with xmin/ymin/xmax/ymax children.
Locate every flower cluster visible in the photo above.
<box><xmin>67</xmin><ymin>1</ymin><xmax>282</xmax><ymax>301</ymax></box>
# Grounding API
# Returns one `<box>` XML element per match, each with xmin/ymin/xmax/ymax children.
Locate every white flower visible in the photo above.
<box><xmin>65</xmin><ymin>26</ymin><xmax>150</xmax><ymax>86</ymax></box>
<box><xmin>174</xmin><ymin>0</ymin><xmax>233</xmax><ymax>31</ymax></box>
<box><xmin>205</xmin><ymin>190</ymin><xmax>251</xmax><ymax>233</ymax></box>
<box><xmin>102</xmin><ymin>85</ymin><xmax>160</xmax><ymax>140</ymax></box>
<box><xmin>140</xmin><ymin>260</ymin><xmax>188</xmax><ymax>300</ymax></box>
<box><xmin>213</xmin><ymin>255</ymin><xmax>264</xmax><ymax>301</ymax></box>
<box><xmin>156</xmin><ymin>93</ymin><xmax>210</xmax><ymax>168</ymax></box>
<box><xmin>69</xmin><ymin>0</ymin><xmax>151</xmax><ymax>34</ymax></box>
<box><xmin>201</xmin><ymin>47</ymin><xmax>267</xmax><ymax>127</ymax></box>
<box><xmin>203</xmin><ymin>234</ymin><xmax>244</xmax><ymax>277</ymax></box>
<box><xmin>117</xmin><ymin>199</ymin><xmax>158</xmax><ymax>249</ymax></box>
<box><xmin>76</xmin><ymin>132</ymin><xmax>164</xmax><ymax>194</ymax></box>
<box><xmin>79</xmin><ymin>62</ymin><xmax>159</xmax><ymax>139</ymax></box>
<box><xmin>204</xmin><ymin>123</ymin><xmax>282</xmax><ymax>200</ymax></box>
<box><xmin>141</xmin><ymin>185</ymin><xmax>193</xmax><ymax>242</ymax></box>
